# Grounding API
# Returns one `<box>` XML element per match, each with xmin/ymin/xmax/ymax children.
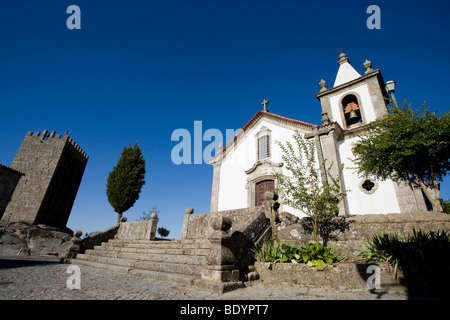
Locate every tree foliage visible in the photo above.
<box><xmin>352</xmin><ymin>101</ymin><xmax>450</xmax><ymax>211</ymax></box>
<box><xmin>157</xmin><ymin>227</ymin><xmax>170</xmax><ymax>238</ymax></box>
<box><xmin>272</xmin><ymin>131</ymin><xmax>346</xmax><ymax>241</ymax></box>
<box><xmin>106</xmin><ymin>143</ymin><xmax>146</xmax><ymax>224</ymax></box>
<box><xmin>137</xmin><ymin>204</ymin><xmax>160</xmax><ymax>221</ymax></box>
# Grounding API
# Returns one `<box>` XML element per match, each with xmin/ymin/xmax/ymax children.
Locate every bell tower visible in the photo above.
<box><xmin>306</xmin><ymin>53</ymin><xmax>394</xmax><ymax>216</ymax></box>
<box><xmin>315</xmin><ymin>53</ymin><xmax>390</xmax><ymax>131</ymax></box>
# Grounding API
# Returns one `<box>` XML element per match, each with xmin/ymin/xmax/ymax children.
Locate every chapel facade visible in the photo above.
<box><xmin>208</xmin><ymin>53</ymin><xmax>433</xmax><ymax>218</ymax></box>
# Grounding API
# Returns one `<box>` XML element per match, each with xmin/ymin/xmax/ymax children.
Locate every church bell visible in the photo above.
<box><xmin>348</xmin><ymin>110</ymin><xmax>359</xmax><ymax>122</ymax></box>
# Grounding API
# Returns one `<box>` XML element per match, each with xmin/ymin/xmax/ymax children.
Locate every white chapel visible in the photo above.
<box><xmin>208</xmin><ymin>53</ymin><xmax>432</xmax><ymax>218</ymax></box>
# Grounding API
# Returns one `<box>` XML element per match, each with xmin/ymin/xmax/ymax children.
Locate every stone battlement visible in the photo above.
<box><xmin>27</xmin><ymin>130</ymin><xmax>89</xmax><ymax>160</ymax></box>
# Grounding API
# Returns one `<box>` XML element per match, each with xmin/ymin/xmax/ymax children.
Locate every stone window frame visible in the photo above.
<box><xmin>359</xmin><ymin>178</ymin><xmax>378</xmax><ymax>194</ymax></box>
<box><xmin>338</xmin><ymin>92</ymin><xmax>367</xmax><ymax>130</ymax></box>
<box><xmin>255</xmin><ymin>127</ymin><xmax>272</xmax><ymax>161</ymax></box>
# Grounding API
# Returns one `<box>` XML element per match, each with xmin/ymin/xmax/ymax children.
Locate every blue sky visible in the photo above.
<box><xmin>1</xmin><ymin>0</ymin><xmax>449</xmax><ymax>238</ymax></box>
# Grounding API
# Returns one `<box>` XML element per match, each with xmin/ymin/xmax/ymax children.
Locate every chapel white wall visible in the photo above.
<box><xmin>217</xmin><ymin>119</ymin><xmax>312</xmax><ymax>219</ymax></box>
<box><xmin>337</xmin><ymin>136</ymin><xmax>401</xmax><ymax>214</ymax></box>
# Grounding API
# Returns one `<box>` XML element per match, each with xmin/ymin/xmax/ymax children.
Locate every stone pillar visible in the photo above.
<box><xmin>262</xmin><ymin>190</ymin><xmax>280</xmax><ymax>237</ymax></box>
<box><xmin>210</xmin><ymin>164</ymin><xmax>221</xmax><ymax>212</ymax></box>
<box><xmin>148</xmin><ymin>213</ymin><xmax>158</xmax><ymax>240</ymax></box>
<box><xmin>200</xmin><ymin>214</ymin><xmax>243</xmax><ymax>293</ymax></box>
<box><xmin>306</xmin><ymin>124</ymin><xmax>349</xmax><ymax>216</ymax></box>
<box><xmin>181</xmin><ymin>207</ymin><xmax>194</xmax><ymax>239</ymax></box>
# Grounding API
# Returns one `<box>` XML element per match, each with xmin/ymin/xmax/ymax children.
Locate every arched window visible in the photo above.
<box><xmin>342</xmin><ymin>94</ymin><xmax>362</xmax><ymax>126</ymax></box>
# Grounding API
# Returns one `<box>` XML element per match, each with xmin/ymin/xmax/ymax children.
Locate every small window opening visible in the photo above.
<box><xmin>258</xmin><ymin>135</ymin><xmax>270</xmax><ymax>159</ymax></box>
<box><xmin>362</xmin><ymin>179</ymin><xmax>375</xmax><ymax>191</ymax></box>
<box><xmin>342</xmin><ymin>94</ymin><xmax>362</xmax><ymax>126</ymax></box>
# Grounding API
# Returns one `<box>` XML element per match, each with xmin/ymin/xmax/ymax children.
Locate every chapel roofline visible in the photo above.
<box><xmin>208</xmin><ymin>110</ymin><xmax>317</xmax><ymax>163</ymax></box>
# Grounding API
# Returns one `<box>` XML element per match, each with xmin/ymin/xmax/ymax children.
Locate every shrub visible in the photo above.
<box><xmin>252</xmin><ymin>240</ymin><xmax>346</xmax><ymax>271</ymax></box>
<box><xmin>157</xmin><ymin>227</ymin><xmax>170</xmax><ymax>238</ymax></box>
<box><xmin>358</xmin><ymin>228</ymin><xmax>450</xmax><ymax>279</ymax></box>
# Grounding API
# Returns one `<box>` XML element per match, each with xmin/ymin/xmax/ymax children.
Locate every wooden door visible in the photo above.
<box><xmin>255</xmin><ymin>180</ymin><xmax>274</xmax><ymax>206</ymax></box>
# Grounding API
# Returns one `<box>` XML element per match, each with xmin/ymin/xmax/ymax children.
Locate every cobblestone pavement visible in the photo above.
<box><xmin>0</xmin><ymin>256</ymin><xmax>413</xmax><ymax>301</ymax></box>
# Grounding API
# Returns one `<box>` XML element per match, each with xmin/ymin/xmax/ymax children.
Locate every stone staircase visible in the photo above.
<box><xmin>71</xmin><ymin>203</ymin><xmax>276</xmax><ymax>293</ymax></box>
<box><xmin>73</xmin><ymin>238</ymin><xmax>211</xmax><ymax>288</ymax></box>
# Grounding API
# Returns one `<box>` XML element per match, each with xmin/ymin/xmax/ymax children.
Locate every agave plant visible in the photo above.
<box><xmin>358</xmin><ymin>228</ymin><xmax>450</xmax><ymax>280</ymax></box>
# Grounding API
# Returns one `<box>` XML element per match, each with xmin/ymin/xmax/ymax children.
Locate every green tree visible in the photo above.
<box><xmin>272</xmin><ymin>131</ymin><xmax>346</xmax><ymax>242</ymax></box>
<box><xmin>137</xmin><ymin>204</ymin><xmax>160</xmax><ymax>221</ymax></box>
<box><xmin>157</xmin><ymin>227</ymin><xmax>170</xmax><ymax>238</ymax></box>
<box><xmin>439</xmin><ymin>199</ymin><xmax>450</xmax><ymax>214</ymax></box>
<box><xmin>352</xmin><ymin>101</ymin><xmax>450</xmax><ymax>212</ymax></box>
<box><xmin>106</xmin><ymin>143</ymin><xmax>146</xmax><ymax>224</ymax></box>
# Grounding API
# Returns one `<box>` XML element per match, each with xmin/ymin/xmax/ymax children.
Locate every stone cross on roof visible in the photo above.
<box><xmin>261</xmin><ymin>99</ymin><xmax>269</xmax><ymax>112</ymax></box>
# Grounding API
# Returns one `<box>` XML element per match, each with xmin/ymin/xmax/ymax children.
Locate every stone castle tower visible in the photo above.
<box><xmin>1</xmin><ymin>130</ymin><xmax>88</xmax><ymax>228</ymax></box>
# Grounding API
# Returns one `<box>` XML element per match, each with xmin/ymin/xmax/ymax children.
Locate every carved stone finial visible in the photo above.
<box><xmin>263</xmin><ymin>190</ymin><xmax>278</xmax><ymax>201</ymax></box>
<box><xmin>363</xmin><ymin>59</ymin><xmax>373</xmax><ymax>73</ymax></box>
<box><xmin>73</xmin><ymin>230</ymin><xmax>82</xmax><ymax>238</ymax></box>
<box><xmin>321</xmin><ymin>113</ymin><xmax>331</xmax><ymax>124</ymax></box>
<box><xmin>210</xmin><ymin>215</ymin><xmax>232</xmax><ymax>232</ymax></box>
<box><xmin>186</xmin><ymin>207</ymin><xmax>194</xmax><ymax>215</ymax></box>
<box><xmin>338</xmin><ymin>52</ymin><xmax>349</xmax><ymax>65</ymax></box>
<box><xmin>319</xmin><ymin>79</ymin><xmax>327</xmax><ymax>92</ymax></box>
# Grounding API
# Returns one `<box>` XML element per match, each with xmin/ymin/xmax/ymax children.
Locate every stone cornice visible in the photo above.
<box><xmin>315</xmin><ymin>69</ymin><xmax>383</xmax><ymax>100</ymax></box>
<box><xmin>244</xmin><ymin>160</ymin><xmax>283</xmax><ymax>175</ymax></box>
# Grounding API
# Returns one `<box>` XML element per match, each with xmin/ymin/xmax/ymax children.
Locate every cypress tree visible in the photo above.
<box><xmin>106</xmin><ymin>143</ymin><xmax>146</xmax><ymax>224</ymax></box>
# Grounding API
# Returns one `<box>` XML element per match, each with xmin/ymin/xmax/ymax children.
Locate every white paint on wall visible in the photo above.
<box><xmin>217</xmin><ymin>117</ymin><xmax>313</xmax><ymax>219</ymax></box>
<box><xmin>338</xmin><ymin>137</ymin><xmax>401</xmax><ymax>214</ymax></box>
<box><xmin>334</xmin><ymin>61</ymin><xmax>361</xmax><ymax>87</ymax></box>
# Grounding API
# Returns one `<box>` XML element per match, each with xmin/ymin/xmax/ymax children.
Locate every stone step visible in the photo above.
<box><xmin>73</xmin><ymin>259</ymin><xmax>199</xmax><ymax>286</ymax></box>
<box><xmin>103</xmin><ymin>239</ymin><xmax>211</xmax><ymax>250</ymax></box>
<box><xmin>95</xmin><ymin>244</ymin><xmax>210</xmax><ymax>256</ymax></box>
<box><xmin>76</xmin><ymin>253</ymin><xmax>204</xmax><ymax>276</ymax></box>
<box><xmin>74</xmin><ymin>257</ymin><xmax>131</xmax><ymax>274</ymax></box>
<box><xmin>84</xmin><ymin>248</ymin><xmax>207</xmax><ymax>265</ymax></box>
<box><xmin>128</xmin><ymin>269</ymin><xmax>201</xmax><ymax>286</ymax></box>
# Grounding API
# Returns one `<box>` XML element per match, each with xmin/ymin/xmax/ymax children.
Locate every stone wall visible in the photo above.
<box><xmin>116</xmin><ymin>219</ymin><xmax>158</xmax><ymax>240</ymax></box>
<box><xmin>182</xmin><ymin>203</ymin><xmax>274</xmax><ymax>282</ymax></box>
<box><xmin>255</xmin><ymin>261</ymin><xmax>400</xmax><ymax>291</ymax></box>
<box><xmin>0</xmin><ymin>165</ymin><xmax>23</xmax><ymax>219</ymax></box>
<box><xmin>80</xmin><ymin>225</ymin><xmax>119</xmax><ymax>253</ymax></box>
<box><xmin>181</xmin><ymin>206</ymin><xmax>267</xmax><ymax>240</ymax></box>
<box><xmin>275</xmin><ymin>211</ymin><xmax>450</xmax><ymax>259</ymax></box>
<box><xmin>254</xmin><ymin>260</ymin><xmax>450</xmax><ymax>297</ymax></box>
